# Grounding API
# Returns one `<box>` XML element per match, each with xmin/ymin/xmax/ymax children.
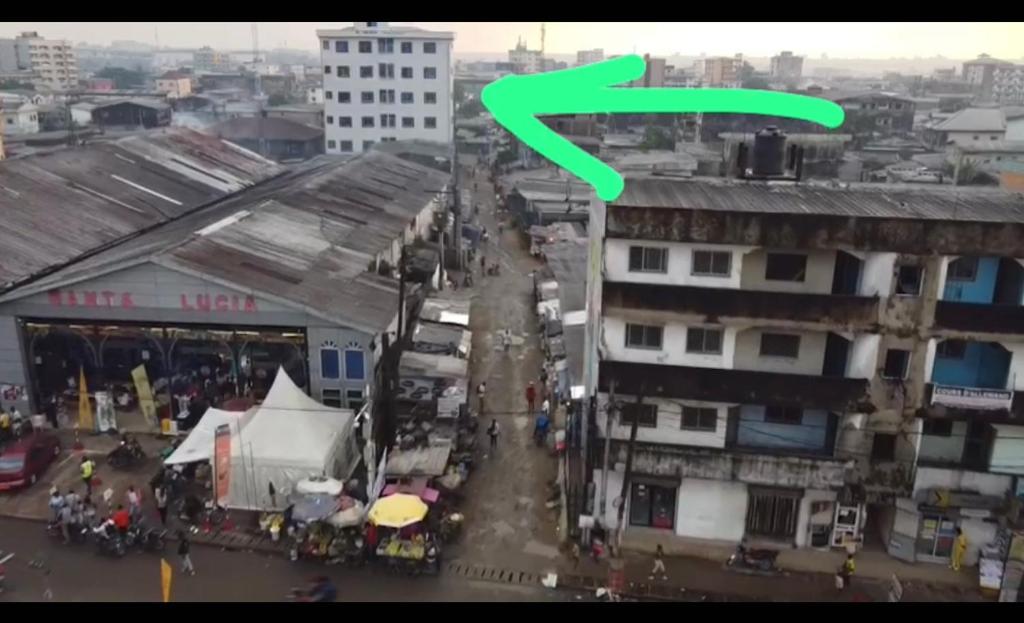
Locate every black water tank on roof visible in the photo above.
<box><xmin>752</xmin><ymin>126</ymin><xmax>786</xmax><ymax>177</ymax></box>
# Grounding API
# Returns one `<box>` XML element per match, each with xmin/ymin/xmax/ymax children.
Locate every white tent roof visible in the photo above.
<box><xmin>163</xmin><ymin>407</ymin><xmax>252</xmax><ymax>466</ymax></box>
<box><xmin>226</xmin><ymin>367</ymin><xmax>358</xmax><ymax>511</ymax></box>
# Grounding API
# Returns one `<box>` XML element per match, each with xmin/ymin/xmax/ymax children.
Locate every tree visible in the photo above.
<box><xmin>94</xmin><ymin>67</ymin><xmax>146</xmax><ymax>90</ymax></box>
<box><xmin>640</xmin><ymin>125</ymin><xmax>674</xmax><ymax>151</ymax></box>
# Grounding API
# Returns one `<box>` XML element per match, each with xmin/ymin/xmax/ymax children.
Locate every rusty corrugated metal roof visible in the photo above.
<box><xmin>0</xmin><ymin>128</ymin><xmax>282</xmax><ymax>291</ymax></box>
<box><xmin>613</xmin><ymin>176</ymin><xmax>1024</xmax><ymax>223</ymax></box>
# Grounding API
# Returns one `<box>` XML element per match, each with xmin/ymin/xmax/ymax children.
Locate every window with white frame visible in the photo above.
<box><xmin>346</xmin><ymin>389</ymin><xmax>365</xmax><ymax>410</ymax></box>
<box><xmin>424</xmin><ymin>92</ymin><xmax>437</xmax><ymax>104</ymax></box>
<box><xmin>401</xmin><ymin>92</ymin><xmax>414</xmax><ymax>104</ymax></box>
<box><xmin>400</xmin><ymin>41</ymin><xmax>412</xmax><ymax>54</ymax></box>
<box><xmin>401</xmin><ymin>67</ymin><xmax>413</xmax><ymax>79</ymax></box>
<box><xmin>360</xmin><ymin>65</ymin><xmax>373</xmax><ymax>78</ymax></box>
<box><xmin>338</xmin><ymin>91</ymin><xmax>350</xmax><ymax>103</ymax></box>
<box><xmin>424</xmin><ymin>116</ymin><xmax>437</xmax><ymax>129</ymax></box>
<box><xmin>686</xmin><ymin>327</ymin><xmax>723</xmax><ymax>354</ymax></box>
<box><xmin>692</xmin><ymin>250</ymin><xmax>731</xmax><ymax>276</ymax></box>
<box><xmin>345</xmin><ymin>349</ymin><xmax>366</xmax><ymax>380</ymax></box>
<box><xmin>358</xmin><ymin>41</ymin><xmax>372</xmax><ymax>53</ymax></box>
<box><xmin>320</xmin><ymin>346</ymin><xmax>340</xmax><ymax>379</ymax></box>
<box><xmin>625</xmin><ymin>323</ymin><xmax>663</xmax><ymax>349</ymax></box>
<box><xmin>628</xmin><ymin>246</ymin><xmax>668</xmax><ymax>273</ymax></box>
<box><xmin>423</xmin><ymin>42</ymin><xmax>437</xmax><ymax>54</ymax></box>
<box><xmin>424</xmin><ymin>67</ymin><xmax>437</xmax><ymax>79</ymax></box>
<box><xmin>336</xmin><ymin>66</ymin><xmax>349</xmax><ymax>78</ymax></box>
<box><xmin>322</xmin><ymin>389</ymin><xmax>343</xmax><ymax>408</ymax></box>
<box><xmin>681</xmin><ymin>406</ymin><xmax>717</xmax><ymax>431</ymax></box>
<box><xmin>335</xmin><ymin>41</ymin><xmax>348</xmax><ymax>53</ymax></box>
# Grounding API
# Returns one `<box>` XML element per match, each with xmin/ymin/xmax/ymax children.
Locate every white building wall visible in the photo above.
<box><xmin>918</xmin><ymin>422</ymin><xmax>968</xmax><ymax>463</ymax></box>
<box><xmin>795</xmin><ymin>489</ymin><xmax>837</xmax><ymax>548</ymax></box>
<box><xmin>732</xmin><ymin>327</ymin><xmax>827</xmax><ymax>376</ymax></box>
<box><xmin>601</xmin><ymin>316</ymin><xmax>738</xmax><ymax>369</ymax></box>
<box><xmin>319</xmin><ymin>25</ymin><xmax>454</xmax><ymax>154</ymax></box>
<box><xmin>859</xmin><ymin>252</ymin><xmax>897</xmax><ymax>296</ymax></box>
<box><xmin>848</xmin><ymin>334</ymin><xmax>881</xmax><ymax>379</ymax></box>
<box><xmin>946</xmin><ymin>130</ymin><xmax>1006</xmax><ymax>149</ymax></box>
<box><xmin>675</xmin><ymin>478</ymin><xmax>747</xmax><ymax>541</ymax></box>
<box><xmin>913</xmin><ymin>465</ymin><xmax>1013</xmax><ymax>498</ymax></box>
<box><xmin>1007</xmin><ymin>117</ymin><xmax>1024</xmax><ymax>142</ymax></box>
<box><xmin>596</xmin><ymin>392</ymin><xmax>729</xmax><ymax>448</ymax></box>
<box><xmin>604</xmin><ymin>239</ymin><xmax>751</xmax><ymax>289</ymax></box>
<box><xmin>740</xmin><ymin>248</ymin><xmax>837</xmax><ymax>294</ymax></box>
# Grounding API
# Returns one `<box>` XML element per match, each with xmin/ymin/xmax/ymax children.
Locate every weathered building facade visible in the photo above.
<box><xmin>583</xmin><ymin>170</ymin><xmax>1024</xmax><ymax>564</ymax></box>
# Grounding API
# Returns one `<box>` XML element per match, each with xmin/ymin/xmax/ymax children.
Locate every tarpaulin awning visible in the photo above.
<box><xmin>368</xmin><ymin>493</ymin><xmax>428</xmax><ymax>528</ymax></box>
<box><xmin>290</xmin><ymin>493</ymin><xmax>340</xmax><ymax>523</ymax></box>
<box><xmin>382</xmin><ymin>483</ymin><xmax>440</xmax><ymax>504</ymax></box>
<box><xmin>164</xmin><ymin>407</ymin><xmax>251</xmax><ymax>465</ymax></box>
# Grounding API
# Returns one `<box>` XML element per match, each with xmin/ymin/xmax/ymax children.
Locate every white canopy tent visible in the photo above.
<box><xmin>163</xmin><ymin>407</ymin><xmax>253</xmax><ymax>466</ymax></box>
<box><xmin>226</xmin><ymin>367</ymin><xmax>359</xmax><ymax>511</ymax></box>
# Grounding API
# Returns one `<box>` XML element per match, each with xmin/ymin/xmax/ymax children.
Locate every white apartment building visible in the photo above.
<box><xmin>576</xmin><ymin>49</ymin><xmax>604</xmax><ymax>66</ymax></box>
<box><xmin>581</xmin><ymin>140</ymin><xmax>1024</xmax><ymax>566</ymax></box>
<box><xmin>992</xmin><ymin>65</ymin><xmax>1024</xmax><ymax>105</ymax></box>
<box><xmin>11</xmin><ymin>32</ymin><xmax>78</xmax><ymax>91</ymax></box>
<box><xmin>317</xmin><ymin>22</ymin><xmax>454</xmax><ymax>156</ymax></box>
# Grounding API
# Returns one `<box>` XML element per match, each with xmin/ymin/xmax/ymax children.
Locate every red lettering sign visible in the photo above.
<box><xmin>47</xmin><ymin>289</ymin><xmax>258</xmax><ymax>313</ymax></box>
<box><xmin>47</xmin><ymin>291</ymin><xmax>62</xmax><ymax>306</ymax></box>
<box><xmin>195</xmin><ymin>294</ymin><xmax>211</xmax><ymax>312</ymax></box>
<box><xmin>244</xmin><ymin>295</ymin><xmax>257</xmax><ymax>313</ymax></box>
<box><xmin>230</xmin><ymin>295</ymin><xmax>240</xmax><ymax>311</ymax></box>
<box><xmin>101</xmin><ymin>291</ymin><xmax>115</xmax><ymax>307</ymax></box>
<box><xmin>214</xmin><ymin>295</ymin><xmax>229</xmax><ymax>311</ymax></box>
<box><xmin>66</xmin><ymin>291</ymin><xmax>78</xmax><ymax>306</ymax></box>
<box><xmin>83</xmin><ymin>291</ymin><xmax>99</xmax><ymax>307</ymax></box>
<box><xmin>121</xmin><ymin>293</ymin><xmax>134</xmax><ymax>308</ymax></box>
<box><xmin>180</xmin><ymin>294</ymin><xmax>193</xmax><ymax>311</ymax></box>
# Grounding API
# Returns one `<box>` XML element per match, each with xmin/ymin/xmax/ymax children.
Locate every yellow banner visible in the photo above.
<box><xmin>77</xmin><ymin>367</ymin><xmax>94</xmax><ymax>432</ymax></box>
<box><xmin>160</xmin><ymin>558</ymin><xmax>172</xmax><ymax>603</ymax></box>
<box><xmin>132</xmin><ymin>364</ymin><xmax>158</xmax><ymax>428</ymax></box>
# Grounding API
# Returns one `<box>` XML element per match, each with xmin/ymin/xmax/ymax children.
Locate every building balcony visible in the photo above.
<box><xmin>934</xmin><ymin>300</ymin><xmax>1024</xmax><ymax>335</ymax></box>
<box><xmin>603</xmin><ymin>281</ymin><xmax>879</xmax><ymax>327</ymax></box>
<box><xmin>927</xmin><ymin>338</ymin><xmax>1020</xmax><ymax>416</ymax></box>
<box><xmin>924</xmin><ymin>383</ymin><xmax>1022</xmax><ymax>418</ymax></box>
<box><xmin>599</xmin><ymin>360</ymin><xmax>873</xmax><ymax>413</ymax></box>
<box><xmin>605</xmin><ymin>439</ymin><xmax>849</xmax><ymax>490</ymax></box>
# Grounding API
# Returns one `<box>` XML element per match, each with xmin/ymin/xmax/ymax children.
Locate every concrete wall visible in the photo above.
<box><xmin>931</xmin><ymin>340</ymin><xmax>1010</xmax><ymax>389</ymax></box>
<box><xmin>732</xmin><ymin>327</ymin><xmax>827</xmax><ymax>376</ymax></box>
<box><xmin>913</xmin><ymin>465</ymin><xmax>1013</xmax><ymax>498</ymax></box>
<box><xmin>990</xmin><ymin>424</ymin><xmax>1024</xmax><ymax>476</ymax></box>
<box><xmin>941</xmin><ymin>256</ymin><xmax>1000</xmax><ymax>303</ymax></box>
<box><xmin>601</xmin><ymin>316</ymin><xmax>738</xmax><ymax>370</ymax></box>
<box><xmin>947</xmin><ymin>130</ymin><xmax>1006</xmax><ymax>149</ymax></box>
<box><xmin>795</xmin><ymin>488</ymin><xmax>837</xmax><ymax>548</ymax></box>
<box><xmin>1007</xmin><ymin>118</ymin><xmax>1024</xmax><ymax>142</ymax></box>
<box><xmin>859</xmin><ymin>252</ymin><xmax>897</xmax><ymax>297</ymax></box>
<box><xmin>739</xmin><ymin>249</ymin><xmax>836</xmax><ymax>294</ymax></box>
<box><xmin>918</xmin><ymin>422</ymin><xmax>968</xmax><ymax>463</ymax></box>
<box><xmin>737</xmin><ymin>405</ymin><xmax>829</xmax><ymax>452</ymax></box>
<box><xmin>675</xmin><ymin>478</ymin><xmax>747</xmax><ymax>541</ymax></box>
<box><xmin>0</xmin><ymin>315</ymin><xmax>29</xmax><ymax>414</ymax></box>
<box><xmin>596</xmin><ymin>392</ymin><xmax>728</xmax><ymax>448</ymax></box>
<box><xmin>604</xmin><ymin>239</ymin><xmax>753</xmax><ymax>289</ymax></box>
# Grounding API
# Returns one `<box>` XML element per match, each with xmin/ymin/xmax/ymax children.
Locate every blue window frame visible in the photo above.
<box><xmin>344</xmin><ymin>350</ymin><xmax>365</xmax><ymax>380</ymax></box>
<box><xmin>320</xmin><ymin>348</ymin><xmax>340</xmax><ymax>379</ymax></box>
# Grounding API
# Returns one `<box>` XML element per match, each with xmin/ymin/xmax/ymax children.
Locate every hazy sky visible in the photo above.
<box><xmin>0</xmin><ymin>22</ymin><xmax>1021</xmax><ymax>59</ymax></box>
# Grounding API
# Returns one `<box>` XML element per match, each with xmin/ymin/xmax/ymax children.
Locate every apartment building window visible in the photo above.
<box><xmin>325</xmin><ymin>90</ymin><xmax>334</xmax><ymax>100</ymax></box>
<box><xmin>871</xmin><ymin>433</ymin><xmax>897</xmax><ymax>462</ymax></box>
<box><xmin>692</xmin><ymin>250</ymin><xmax>731</xmax><ymax>276</ymax></box>
<box><xmin>424</xmin><ymin>92</ymin><xmax>437</xmax><ymax>104</ymax></box>
<box><xmin>681</xmin><ymin>407</ymin><xmax>717</xmax><ymax>432</ymax></box>
<box><xmin>360</xmin><ymin>65</ymin><xmax>373</xmax><ymax>78</ymax></box>
<box><xmin>764</xmin><ymin>406</ymin><xmax>803</xmax><ymax>425</ymax></box>
<box><xmin>401</xmin><ymin>42</ymin><xmax>412</xmax><ymax>54</ymax></box>
<box><xmin>378</xmin><ymin>38</ymin><xmax>394</xmax><ymax>54</ymax></box>
<box><xmin>686</xmin><ymin>327</ymin><xmax>723</xmax><ymax>354</ymax></box>
<box><xmin>923</xmin><ymin>419</ymin><xmax>953</xmax><ymax>437</ymax></box>
<box><xmin>760</xmin><ymin>333</ymin><xmax>800</xmax><ymax>358</ymax></box>
<box><xmin>322</xmin><ymin>389</ymin><xmax>343</xmax><ymax>409</ymax></box>
<box><xmin>882</xmin><ymin>349</ymin><xmax>910</xmax><ymax>380</ymax></box>
<box><xmin>361</xmin><ymin>91</ymin><xmax>374</xmax><ymax>103</ymax></box>
<box><xmin>402</xmin><ymin>117</ymin><xmax>415</xmax><ymax>128</ymax></box>
<box><xmin>620</xmin><ymin>403</ymin><xmax>658</xmax><ymax>428</ymax></box>
<box><xmin>947</xmin><ymin>257</ymin><xmax>978</xmax><ymax>281</ymax></box>
<box><xmin>361</xmin><ymin>116</ymin><xmax>375</xmax><ymax>128</ymax></box>
<box><xmin>340</xmin><ymin>140</ymin><xmax>353</xmax><ymax>152</ymax></box>
<box><xmin>338</xmin><ymin>91</ymin><xmax>351</xmax><ymax>103</ymax></box>
<box><xmin>336</xmin><ymin>66</ymin><xmax>349</xmax><ymax>78</ymax></box>
<box><xmin>895</xmin><ymin>265</ymin><xmax>923</xmax><ymax>296</ymax></box>
<box><xmin>335</xmin><ymin>41</ymin><xmax>348</xmax><ymax>53</ymax></box>
<box><xmin>379</xmin><ymin>89</ymin><xmax>396</xmax><ymax>104</ymax></box>
<box><xmin>339</xmin><ymin>116</ymin><xmax>352</xmax><ymax>127</ymax></box>
<box><xmin>401</xmin><ymin>92</ymin><xmax>414</xmax><ymax>104</ymax></box>
<box><xmin>424</xmin><ymin>42</ymin><xmax>437</xmax><ymax>54</ymax></box>
<box><xmin>379</xmin><ymin>63</ymin><xmax>395</xmax><ymax>79</ymax></box>
<box><xmin>323</xmin><ymin>40</ymin><xmax>330</xmax><ymax>50</ymax></box>
<box><xmin>326</xmin><ymin>115</ymin><xmax>334</xmax><ymax>125</ymax></box>
<box><xmin>745</xmin><ymin>489</ymin><xmax>799</xmax><ymax>539</ymax></box>
<box><xmin>401</xmin><ymin>67</ymin><xmax>413</xmax><ymax>79</ymax></box>
<box><xmin>424</xmin><ymin>116</ymin><xmax>437</xmax><ymax>129</ymax></box>
<box><xmin>765</xmin><ymin>253</ymin><xmax>807</xmax><ymax>282</ymax></box>
<box><xmin>324</xmin><ymin>65</ymin><xmax>331</xmax><ymax>74</ymax></box>
<box><xmin>937</xmin><ymin>339</ymin><xmax>966</xmax><ymax>360</ymax></box>
<box><xmin>363</xmin><ymin>140</ymin><xmax>375</xmax><ymax>152</ymax></box>
<box><xmin>346</xmin><ymin>389</ymin><xmax>365</xmax><ymax>411</ymax></box>
<box><xmin>424</xmin><ymin>67</ymin><xmax>437</xmax><ymax>79</ymax></box>
<box><xmin>327</xmin><ymin>139</ymin><xmax>337</xmax><ymax>150</ymax></box>
<box><xmin>628</xmin><ymin>246</ymin><xmax>668</xmax><ymax>273</ymax></box>
<box><xmin>625</xmin><ymin>323</ymin><xmax>663</xmax><ymax>349</ymax></box>
<box><xmin>358</xmin><ymin>41</ymin><xmax>372</xmax><ymax>53</ymax></box>
<box><xmin>320</xmin><ymin>348</ymin><xmax>340</xmax><ymax>379</ymax></box>
<box><xmin>380</xmin><ymin>114</ymin><xmax>396</xmax><ymax>128</ymax></box>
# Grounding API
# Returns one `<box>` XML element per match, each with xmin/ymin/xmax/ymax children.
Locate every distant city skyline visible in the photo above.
<box><xmin>0</xmin><ymin>22</ymin><xmax>1021</xmax><ymax>61</ymax></box>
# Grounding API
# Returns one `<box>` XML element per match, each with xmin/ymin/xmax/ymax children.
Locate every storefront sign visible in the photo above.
<box><xmin>179</xmin><ymin>294</ymin><xmax>258</xmax><ymax>313</ymax></box>
<box><xmin>45</xmin><ymin>289</ymin><xmax>259</xmax><ymax>313</ymax></box>
<box><xmin>214</xmin><ymin>424</ymin><xmax>231</xmax><ymax>506</ymax></box>
<box><xmin>131</xmin><ymin>365</ymin><xmax>158</xmax><ymax>428</ymax></box>
<box><xmin>931</xmin><ymin>384</ymin><xmax>1013</xmax><ymax>411</ymax></box>
<box><xmin>48</xmin><ymin>290</ymin><xmax>135</xmax><ymax>308</ymax></box>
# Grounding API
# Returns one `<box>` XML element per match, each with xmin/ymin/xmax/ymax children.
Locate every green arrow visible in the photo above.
<box><xmin>482</xmin><ymin>55</ymin><xmax>845</xmax><ymax>201</ymax></box>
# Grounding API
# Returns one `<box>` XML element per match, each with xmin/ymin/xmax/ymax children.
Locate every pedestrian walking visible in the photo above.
<box><xmin>541</xmin><ymin>397</ymin><xmax>550</xmax><ymax>418</ymax></box>
<box><xmin>126</xmin><ymin>485</ymin><xmax>142</xmax><ymax>522</ymax></box>
<box><xmin>44</xmin><ymin>395</ymin><xmax>58</xmax><ymax>430</ymax></box>
<box><xmin>154</xmin><ymin>484</ymin><xmax>169</xmax><ymax>526</ymax></box>
<box><xmin>480</xmin><ymin>255</ymin><xmax>486</xmax><ymax>274</ymax></box>
<box><xmin>836</xmin><ymin>553</ymin><xmax>855</xmax><ymax>590</ymax></box>
<box><xmin>649</xmin><ymin>544</ymin><xmax>668</xmax><ymax>581</ymax></box>
<box><xmin>48</xmin><ymin>488</ymin><xmax>65</xmax><ymax>523</ymax></box>
<box><xmin>177</xmin><ymin>530</ymin><xmax>196</xmax><ymax>576</ymax></box>
<box><xmin>525</xmin><ymin>382</ymin><xmax>536</xmax><ymax>415</ymax></box>
<box><xmin>502</xmin><ymin>328</ymin><xmax>512</xmax><ymax>353</ymax></box>
<box><xmin>477</xmin><ymin>381</ymin><xmax>487</xmax><ymax>415</ymax></box>
<box><xmin>951</xmin><ymin>528</ymin><xmax>968</xmax><ymax>571</ymax></box>
<box><xmin>570</xmin><ymin>542</ymin><xmax>581</xmax><ymax>569</ymax></box>
<box><xmin>80</xmin><ymin>456</ymin><xmax>95</xmax><ymax>496</ymax></box>
<box><xmin>487</xmin><ymin>418</ymin><xmax>500</xmax><ymax>450</ymax></box>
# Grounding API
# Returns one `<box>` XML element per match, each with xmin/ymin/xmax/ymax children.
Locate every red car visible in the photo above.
<box><xmin>0</xmin><ymin>432</ymin><xmax>62</xmax><ymax>492</ymax></box>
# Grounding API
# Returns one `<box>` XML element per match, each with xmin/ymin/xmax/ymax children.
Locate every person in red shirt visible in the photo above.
<box><xmin>525</xmin><ymin>382</ymin><xmax>536</xmax><ymax>415</ymax></box>
<box><xmin>112</xmin><ymin>504</ymin><xmax>131</xmax><ymax>536</ymax></box>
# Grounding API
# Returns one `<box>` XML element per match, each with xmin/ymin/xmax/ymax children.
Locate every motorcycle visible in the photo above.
<box><xmin>439</xmin><ymin>513</ymin><xmax>464</xmax><ymax>544</ymax></box>
<box><xmin>93</xmin><ymin>528</ymin><xmax>127</xmax><ymax>558</ymax></box>
<box><xmin>108</xmin><ymin>439</ymin><xmax>146</xmax><ymax>469</ymax></box>
<box><xmin>128</xmin><ymin>522</ymin><xmax>167</xmax><ymax>553</ymax></box>
<box><xmin>726</xmin><ymin>542</ymin><xmax>780</xmax><ymax>573</ymax></box>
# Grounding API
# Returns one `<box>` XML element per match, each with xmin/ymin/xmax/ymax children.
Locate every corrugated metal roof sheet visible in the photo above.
<box><xmin>3</xmin><ymin>150</ymin><xmax>451</xmax><ymax>335</ymax></box>
<box><xmin>613</xmin><ymin>176</ymin><xmax>1024</xmax><ymax>223</ymax></box>
<box><xmin>0</xmin><ymin>128</ymin><xmax>282</xmax><ymax>291</ymax></box>
<box><xmin>934</xmin><ymin>108</ymin><xmax>1006</xmax><ymax>133</ymax></box>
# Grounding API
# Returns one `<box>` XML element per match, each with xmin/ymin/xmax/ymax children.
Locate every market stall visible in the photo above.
<box><xmin>367</xmin><ymin>493</ymin><xmax>440</xmax><ymax>576</ymax></box>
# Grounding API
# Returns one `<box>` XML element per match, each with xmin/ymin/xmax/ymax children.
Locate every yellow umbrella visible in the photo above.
<box><xmin>368</xmin><ymin>493</ymin><xmax>429</xmax><ymax>528</ymax></box>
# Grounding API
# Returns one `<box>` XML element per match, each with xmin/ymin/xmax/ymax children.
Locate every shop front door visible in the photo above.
<box><xmin>629</xmin><ymin>482</ymin><xmax>677</xmax><ymax>530</ymax></box>
<box><xmin>916</xmin><ymin>512</ymin><xmax>957</xmax><ymax>561</ymax></box>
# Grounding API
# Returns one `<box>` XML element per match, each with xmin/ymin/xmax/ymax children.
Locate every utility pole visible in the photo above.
<box><xmin>451</xmin><ymin>108</ymin><xmax>463</xmax><ymax>272</ymax></box>
<box><xmin>614</xmin><ymin>384</ymin><xmax>645</xmax><ymax>556</ymax></box>
<box><xmin>396</xmin><ymin>245</ymin><xmax>407</xmax><ymax>346</ymax></box>
<box><xmin>598</xmin><ymin>379</ymin><xmax>616</xmax><ymax>519</ymax></box>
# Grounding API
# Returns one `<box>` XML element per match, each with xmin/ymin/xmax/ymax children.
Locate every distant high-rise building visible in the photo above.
<box><xmin>769</xmin><ymin>51</ymin><xmax>803</xmax><ymax>85</ymax></box>
<box><xmin>576</xmin><ymin>49</ymin><xmax>604</xmax><ymax>66</ymax></box>
<box><xmin>193</xmin><ymin>46</ymin><xmax>235</xmax><ymax>73</ymax></box>
<box><xmin>629</xmin><ymin>55</ymin><xmax>666</xmax><ymax>87</ymax></box>
<box><xmin>2</xmin><ymin>32</ymin><xmax>78</xmax><ymax>90</ymax></box>
<box><xmin>317</xmin><ymin>22</ymin><xmax>455</xmax><ymax>155</ymax></box>
<box><xmin>702</xmin><ymin>55</ymin><xmax>743</xmax><ymax>87</ymax></box>
<box><xmin>509</xmin><ymin>38</ymin><xmax>544</xmax><ymax>74</ymax></box>
<box><xmin>992</xmin><ymin>64</ymin><xmax>1024</xmax><ymax>105</ymax></box>
<box><xmin>962</xmin><ymin>54</ymin><xmax>1014</xmax><ymax>100</ymax></box>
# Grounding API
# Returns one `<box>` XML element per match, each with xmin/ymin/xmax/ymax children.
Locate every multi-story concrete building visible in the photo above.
<box><xmin>628</xmin><ymin>55</ymin><xmax>666</xmax><ymax>88</ymax></box>
<box><xmin>769</xmin><ymin>51</ymin><xmax>803</xmax><ymax>85</ymax></box>
<box><xmin>992</xmin><ymin>64</ymin><xmax>1024</xmax><ymax>105</ymax></box>
<box><xmin>581</xmin><ymin>133</ymin><xmax>1024</xmax><ymax>567</ymax></box>
<box><xmin>317</xmin><ymin>22</ymin><xmax>454</xmax><ymax>156</ymax></box>
<box><xmin>577</xmin><ymin>49</ymin><xmax>604</xmax><ymax>67</ymax></box>
<box><xmin>155</xmin><ymin>70</ymin><xmax>193</xmax><ymax>99</ymax></box>
<box><xmin>2</xmin><ymin>32</ymin><xmax>78</xmax><ymax>90</ymax></box>
<box><xmin>193</xmin><ymin>47</ymin><xmax>235</xmax><ymax>73</ymax></box>
<box><xmin>963</xmin><ymin>54</ymin><xmax>1014</xmax><ymax>100</ymax></box>
<box><xmin>701</xmin><ymin>55</ymin><xmax>743</xmax><ymax>87</ymax></box>
<box><xmin>509</xmin><ymin>38</ymin><xmax>543</xmax><ymax>74</ymax></box>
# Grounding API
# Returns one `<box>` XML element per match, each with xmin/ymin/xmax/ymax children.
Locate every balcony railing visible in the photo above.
<box><xmin>934</xmin><ymin>300</ymin><xmax>1024</xmax><ymax>335</ymax></box>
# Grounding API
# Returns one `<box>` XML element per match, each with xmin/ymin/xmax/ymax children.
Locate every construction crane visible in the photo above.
<box><xmin>540</xmin><ymin>23</ymin><xmax>546</xmax><ymax>55</ymax></box>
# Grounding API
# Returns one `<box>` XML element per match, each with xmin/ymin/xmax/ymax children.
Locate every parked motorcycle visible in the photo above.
<box><xmin>439</xmin><ymin>513</ymin><xmax>464</xmax><ymax>544</ymax></box>
<box><xmin>726</xmin><ymin>541</ymin><xmax>780</xmax><ymax>572</ymax></box>
<box><xmin>92</xmin><ymin>528</ymin><xmax>127</xmax><ymax>558</ymax></box>
<box><xmin>128</xmin><ymin>521</ymin><xmax>167</xmax><ymax>553</ymax></box>
<box><xmin>107</xmin><ymin>438</ymin><xmax>146</xmax><ymax>470</ymax></box>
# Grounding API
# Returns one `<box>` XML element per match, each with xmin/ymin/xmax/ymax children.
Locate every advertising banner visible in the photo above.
<box><xmin>214</xmin><ymin>424</ymin><xmax>231</xmax><ymax>506</ymax></box>
<box><xmin>132</xmin><ymin>364</ymin><xmax>159</xmax><ymax>428</ymax></box>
